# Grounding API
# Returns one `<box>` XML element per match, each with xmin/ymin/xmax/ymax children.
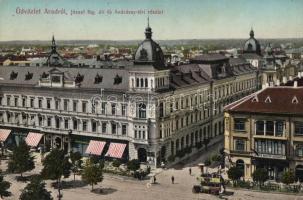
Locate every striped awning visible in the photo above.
<box><xmin>85</xmin><ymin>140</ymin><xmax>106</xmax><ymax>156</ymax></box>
<box><xmin>105</xmin><ymin>143</ymin><xmax>126</xmax><ymax>158</ymax></box>
<box><xmin>25</xmin><ymin>132</ymin><xmax>43</xmax><ymax>147</ymax></box>
<box><xmin>0</xmin><ymin>129</ymin><xmax>11</xmax><ymax>142</ymax></box>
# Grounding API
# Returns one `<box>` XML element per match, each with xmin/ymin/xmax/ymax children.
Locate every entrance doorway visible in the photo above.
<box><xmin>138</xmin><ymin>148</ymin><xmax>147</xmax><ymax>163</ymax></box>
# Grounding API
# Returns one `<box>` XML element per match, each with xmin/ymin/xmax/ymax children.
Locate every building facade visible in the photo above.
<box><xmin>0</xmin><ymin>23</ymin><xmax>258</xmax><ymax>167</ymax></box>
<box><xmin>224</xmin><ymin>87</ymin><xmax>303</xmax><ymax>181</ymax></box>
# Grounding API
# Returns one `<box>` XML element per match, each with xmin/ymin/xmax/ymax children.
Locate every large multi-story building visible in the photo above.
<box><xmin>224</xmin><ymin>86</ymin><xmax>303</xmax><ymax>181</ymax></box>
<box><xmin>0</xmin><ymin>22</ymin><xmax>258</xmax><ymax>167</ymax></box>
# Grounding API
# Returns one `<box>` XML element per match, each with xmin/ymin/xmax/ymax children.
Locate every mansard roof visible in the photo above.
<box><xmin>0</xmin><ymin>66</ymin><xmax>129</xmax><ymax>91</ymax></box>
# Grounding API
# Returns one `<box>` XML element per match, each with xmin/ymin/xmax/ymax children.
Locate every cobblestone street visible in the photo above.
<box><xmin>1</xmin><ymin>142</ymin><xmax>303</xmax><ymax>200</ymax></box>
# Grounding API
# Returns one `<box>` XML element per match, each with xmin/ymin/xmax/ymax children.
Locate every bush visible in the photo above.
<box><xmin>211</xmin><ymin>154</ymin><xmax>221</xmax><ymax>162</ymax></box>
<box><xmin>167</xmin><ymin>155</ymin><xmax>175</xmax><ymax>163</ymax></box>
<box><xmin>237</xmin><ymin>180</ymin><xmax>251</xmax><ymax>189</ymax></box>
<box><xmin>227</xmin><ymin>167</ymin><xmax>243</xmax><ymax>185</ymax></box>
<box><xmin>112</xmin><ymin>159</ymin><xmax>121</xmax><ymax>168</ymax></box>
<box><xmin>281</xmin><ymin>171</ymin><xmax>295</xmax><ymax>185</ymax></box>
<box><xmin>127</xmin><ymin>159</ymin><xmax>140</xmax><ymax>171</ymax></box>
<box><xmin>204</xmin><ymin>157</ymin><xmax>211</xmax><ymax>166</ymax></box>
<box><xmin>252</xmin><ymin>168</ymin><xmax>268</xmax><ymax>186</ymax></box>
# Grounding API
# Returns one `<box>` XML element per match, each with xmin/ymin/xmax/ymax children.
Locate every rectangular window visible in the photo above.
<box><xmin>102</xmin><ymin>122</ymin><xmax>107</xmax><ymax>133</ymax></box>
<box><xmin>47</xmin><ymin>99</ymin><xmax>51</xmax><ymax>109</ymax></box>
<box><xmin>14</xmin><ymin>97</ymin><xmax>18</xmax><ymax>106</ymax></box>
<box><xmin>64</xmin><ymin>119</ymin><xmax>69</xmax><ymax>129</ymax></box>
<box><xmin>111</xmin><ymin>103</ymin><xmax>116</xmax><ymax>115</ymax></box>
<box><xmin>83</xmin><ymin>120</ymin><xmax>87</xmax><ymax>131</ymax></box>
<box><xmin>30</xmin><ymin>98</ymin><xmax>34</xmax><ymax>108</ymax></box>
<box><xmin>101</xmin><ymin>102</ymin><xmax>106</xmax><ymax>114</ymax></box>
<box><xmin>111</xmin><ymin>123</ymin><xmax>116</xmax><ymax>134</ymax></box>
<box><xmin>82</xmin><ymin>102</ymin><xmax>87</xmax><ymax>113</ymax></box>
<box><xmin>122</xmin><ymin>124</ymin><xmax>127</xmax><ymax>135</ymax></box>
<box><xmin>266</xmin><ymin>121</ymin><xmax>274</xmax><ymax>136</ymax></box>
<box><xmin>235</xmin><ymin>139</ymin><xmax>245</xmax><ymax>151</ymax></box>
<box><xmin>275</xmin><ymin>121</ymin><xmax>284</xmax><ymax>136</ymax></box>
<box><xmin>234</xmin><ymin>118</ymin><xmax>246</xmax><ymax>131</ymax></box>
<box><xmin>55</xmin><ymin>118</ymin><xmax>60</xmax><ymax>129</ymax></box>
<box><xmin>256</xmin><ymin>121</ymin><xmax>264</xmax><ymax>135</ymax></box>
<box><xmin>47</xmin><ymin>117</ymin><xmax>52</xmax><ymax>127</ymax></box>
<box><xmin>73</xmin><ymin>120</ymin><xmax>78</xmax><ymax>130</ymax></box>
<box><xmin>55</xmin><ymin>100</ymin><xmax>60</xmax><ymax>110</ymax></box>
<box><xmin>295</xmin><ymin>122</ymin><xmax>303</xmax><ymax>136</ymax></box>
<box><xmin>38</xmin><ymin>116</ymin><xmax>43</xmax><ymax>126</ymax></box>
<box><xmin>73</xmin><ymin>101</ymin><xmax>78</xmax><ymax>112</ymax></box>
<box><xmin>122</xmin><ymin>104</ymin><xmax>126</xmax><ymax>116</ymax></box>
<box><xmin>38</xmin><ymin>98</ymin><xmax>43</xmax><ymax>108</ymax></box>
<box><xmin>64</xmin><ymin>99</ymin><xmax>68</xmax><ymax>111</ymax></box>
<box><xmin>92</xmin><ymin>121</ymin><xmax>97</xmax><ymax>132</ymax></box>
<box><xmin>7</xmin><ymin>96</ymin><xmax>11</xmax><ymax>106</ymax></box>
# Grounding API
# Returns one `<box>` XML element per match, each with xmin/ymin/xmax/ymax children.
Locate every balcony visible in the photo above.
<box><xmin>254</xmin><ymin>153</ymin><xmax>286</xmax><ymax>160</ymax></box>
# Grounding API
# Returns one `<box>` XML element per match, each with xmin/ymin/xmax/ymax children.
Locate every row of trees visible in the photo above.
<box><xmin>3</xmin><ymin>141</ymin><xmax>105</xmax><ymax>199</ymax></box>
<box><xmin>228</xmin><ymin>166</ymin><xmax>297</xmax><ymax>186</ymax></box>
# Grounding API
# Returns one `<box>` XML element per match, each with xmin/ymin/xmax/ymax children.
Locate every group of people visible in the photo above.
<box><xmin>151</xmin><ymin>167</ymin><xmax>194</xmax><ymax>185</ymax></box>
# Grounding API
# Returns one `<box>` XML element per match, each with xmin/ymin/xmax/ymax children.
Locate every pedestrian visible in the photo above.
<box><xmin>189</xmin><ymin>168</ymin><xmax>192</xmax><ymax>175</ymax></box>
<box><xmin>153</xmin><ymin>175</ymin><xmax>156</xmax><ymax>183</ymax></box>
<box><xmin>171</xmin><ymin>176</ymin><xmax>174</xmax><ymax>184</ymax></box>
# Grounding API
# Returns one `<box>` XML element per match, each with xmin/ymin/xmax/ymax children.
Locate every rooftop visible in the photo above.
<box><xmin>225</xmin><ymin>87</ymin><xmax>303</xmax><ymax>115</ymax></box>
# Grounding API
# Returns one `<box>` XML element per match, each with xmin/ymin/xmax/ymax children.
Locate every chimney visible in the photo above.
<box><xmin>294</xmin><ymin>81</ymin><xmax>298</xmax><ymax>88</ymax></box>
<box><xmin>282</xmin><ymin>76</ymin><xmax>287</xmax><ymax>84</ymax></box>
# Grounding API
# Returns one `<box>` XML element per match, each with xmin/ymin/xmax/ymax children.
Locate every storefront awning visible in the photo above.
<box><xmin>85</xmin><ymin>140</ymin><xmax>106</xmax><ymax>156</ymax></box>
<box><xmin>105</xmin><ymin>143</ymin><xmax>126</xmax><ymax>158</ymax></box>
<box><xmin>25</xmin><ymin>132</ymin><xmax>43</xmax><ymax>147</ymax></box>
<box><xmin>0</xmin><ymin>129</ymin><xmax>11</xmax><ymax>142</ymax></box>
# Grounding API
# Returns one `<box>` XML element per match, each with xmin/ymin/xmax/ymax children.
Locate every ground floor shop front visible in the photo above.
<box><xmin>229</xmin><ymin>154</ymin><xmax>303</xmax><ymax>182</ymax></box>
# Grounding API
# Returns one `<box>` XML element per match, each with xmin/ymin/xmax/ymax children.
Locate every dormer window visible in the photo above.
<box><xmin>25</xmin><ymin>72</ymin><xmax>33</xmax><ymax>80</ymax></box>
<box><xmin>94</xmin><ymin>74</ymin><xmax>103</xmax><ymax>84</ymax></box>
<box><xmin>251</xmin><ymin>96</ymin><xmax>258</xmax><ymax>102</ymax></box>
<box><xmin>265</xmin><ymin>96</ymin><xmax>271</xmax><ymax>103</ymax></box>
<box><xmin>292</xmin><ymin>96</ymin><xmax>299</xmax><ymax>104</ymax></box>
<box><xmin>114</xmin><ymin>74</ymin><xmax>122</xmax><ymax>85</ymax></box>
<box><xmin>51</xmin><ymin>75</ymin><xmax>61</xmax><ymax>83</ymax></box>
<box><xmin>75</xmin><ymin>73</ymin><xmax>84</xmax><ymax>84</ymax></box>
<box><xmin>10</xmin><ymin>71</ymin><xmax>18</xmax><ymax>80</ymax></box>
<box><xmin>41</xmin><ymin>72</ymin><xmax>48</xmax><ymax>78</ymax></box>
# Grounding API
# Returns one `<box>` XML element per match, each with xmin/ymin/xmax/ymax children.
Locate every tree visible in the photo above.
<box><xmin>82</xmin><ymin>160</ymin><xmax>103</xmax><ymax>191</ymax></box>
<box><xmin>281</xmin><ymin>171</ymin><xmax>295</xmax><ymax>185</ymax></box>
<box><xmin>127</xmin><ymin>159</ymin><xmax>140</xmax><ymax>171</ymax></box>
<box><xmin>227</xmin><ymin>167</ymin><xmax>243</xmax><ymax>185</ymax></box>
<box><xmin>41</xmin><ymin>149</ymin><xmax>71</xmax><ymax>199</ymax></box>
<box><xmin>7</xmin><ymin>141</ymin><xmax>35</xmax><ymax>179</ymax></box>
<box><xmin>0</xmin><ymin>170</ymin><xmax>11</xmax><ymax>198</ymax></box>
<box><xmin>19</xmin><ymin>176</ymin><xmax>52</xmax><ymax>200</ymax></box>
<box><xmin>252</xmin><ymin>168</ymin><xmax>268</xmax><ymax>186</ymax></box>
<box><xmin>70</xmin><ymin>151</ymin><xmax>82</xmax><ymax>181</ymax></box>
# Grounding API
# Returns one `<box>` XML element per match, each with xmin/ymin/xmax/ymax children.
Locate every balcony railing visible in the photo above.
<box><xmin>254</xmin><ymin>153</ymin><xmax>286</xmax><ymax>160</ymax></box>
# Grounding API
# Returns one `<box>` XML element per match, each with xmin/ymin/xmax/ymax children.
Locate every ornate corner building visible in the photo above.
<box><xmin>0</xmin><ymin>22</ymin><xmax>258</xmax><ymax>167</ymax></box>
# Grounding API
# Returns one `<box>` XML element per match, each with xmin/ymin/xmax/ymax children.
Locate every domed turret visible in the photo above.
<box><xmin>134</xmin><ymin>18</ymin><xmax>165</xmax><ymax>68</ymax></box>
<box><xmin>243</xmin><ymin>28</ymin><xmax>261</xmax><ymax>55</ymax></box>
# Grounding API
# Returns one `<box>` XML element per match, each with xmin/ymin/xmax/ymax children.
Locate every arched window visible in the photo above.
<box><xmin>136</xmin><ymin>78</ymin><xmax>139</xmax><ymax>87</ymax></box>
<box><xmin>236</xmin><ymin>159</ymin><xmax>245</xmax><ymax>177</ymax></box>
<box><xmin>140</xmin><ymin>78</ymin><xmax>144</xmax><ymax>87</ymax></box>
<box><xmin>138</xmin><ymin>103</ymin><xmax>146</xmax><ymax>119</ymax></box>
<box><xmin>145</xmin><ymin>78</ymin><xmax>148</xmax><ymax>88</ymax></box>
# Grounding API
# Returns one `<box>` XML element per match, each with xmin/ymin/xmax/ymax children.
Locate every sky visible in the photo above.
<box><xmin>0</xmin><ymin>0</ymin><xmax>302</xmax><ymax>41</ymax></box>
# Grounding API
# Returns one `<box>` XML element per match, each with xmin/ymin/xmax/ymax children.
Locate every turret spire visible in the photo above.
<box><xmin>51</xmin><ymin>35</ymin><xmax>57</xmax><ymax>53</ymax></box>
<box><xmin>145</xmin><ymin>17</ymin><xmax>152</xmax><ymax>39</ymax></box>
<box><xmin>250</xmin><ymin>27</ymin><xmax>254</xmax><ymax>38</ymax></box>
